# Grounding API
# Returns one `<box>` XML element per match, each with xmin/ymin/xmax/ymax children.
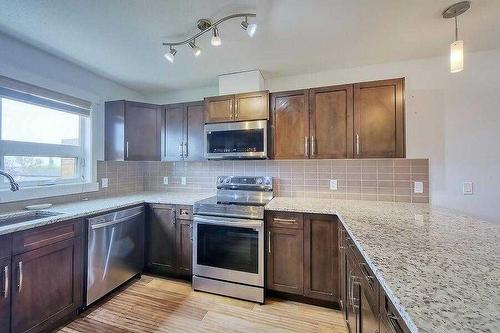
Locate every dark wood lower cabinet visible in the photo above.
<box><xmin>266</xmin><ymin>226</ymin><xmax>304</xmax><ymax>295</ymax></box>
<box><xmin>303</xmin><ymin>214</ymin><xmax>338</xmax><ymax>301</ymax></box>
<box><xmin>11</xmin><ymin>236</ymin><xmax>83</xmax><ymax>333</ymax></box>
<box><xmin>0</xmin><ymin>256</ymin><xmax>11</xmax><ymax>333</ymax></box>
<box><xmin>146</xmin><ymin>204</ymin><xmax>193</xmax><ymax>278</ymax></box>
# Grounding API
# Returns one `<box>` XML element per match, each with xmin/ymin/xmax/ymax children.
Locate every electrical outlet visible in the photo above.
<box><xmin>329</xmin><ymin>179</ymin><xmax>338</xmax><ymax>191</ymax></box>
<box><xmin>181</xmin><ymin>177</ymin><xmax>187</xmax><ymax>185</ymax></box>
<box><xmin>463</xmin><ymin>181</ymin><xmax>473</xmax><ymax>195</ymax></box>
<box><xmin>414</xmin><ymin>181</ymin><xmax>423</xmax><ymax>194</ymax></box>
<box><xmin>163</xmin><ymin>177</ymin><xmax>169</xmax><ymax>185</ymax></box>
<box><xmin>101</xmin><ymin>178</ymin><xmax>108</xmax><ymax>188</ymax></box>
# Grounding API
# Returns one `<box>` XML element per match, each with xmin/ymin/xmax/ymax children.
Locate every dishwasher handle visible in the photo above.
<box><xmin>90</xmin><ymin>211</ymin><xmax>143</xmax><ymax>230</ymax></box>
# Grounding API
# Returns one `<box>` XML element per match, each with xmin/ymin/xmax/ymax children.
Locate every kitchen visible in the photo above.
<box><xmin>0</xmin><ymin>1</ymin><xmax>499</xmax><ymax>333</ymax></box>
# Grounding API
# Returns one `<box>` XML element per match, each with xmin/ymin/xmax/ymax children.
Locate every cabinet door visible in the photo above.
<box><xmin>104</xmin><ymin>100</ymin><xmax>125</xmax><ymax>161</ymax></box>
<box><xmin>204</xmin><ymin>95</ymin><xmax>234</xmax><ymax>123</ymax></box>
<box><xmin>346</xmin><ymin>256</ymin><xmax>360</xmax><ymax>333</ymax></box>
<box><xmin>266</xmin><ymin>227</ymin><xmax>304</xmax><ymax>295</ymax></box>
<box><xmin>360</xmin><ymin>287</ymin><xmax>380</xmax><ymax>333</ymax></box>
<box><xmin>353</xmin><ymin>78</ymin><xmax>405</xmax><ymax>158</ymax></box>
<box><xmin>164</xmin><ymin>103</ymin><xmax>185</xmax><ymax>161</ymax></box>
<box><xmin>11</xmin><ymin>237</ymin><xmax>83</xmax><ymax>333</ymax></box>
<box><xmin>234</xmin><ymin>91</ymin><xmax>269</xmax><ymax>121</ymax></box>
<box><xmin>146</xmin><ymin>205</ymin><xmax>177</xmax><ymax>274</ymax></box>
<box><xmin>270</xmin><ymin>90</ymin><xmax>310</xmax><ymax>159</ymax></box>
<box><xmin>303</xmin><ymin>214</ymin><xmax>339</xmax><ymax>302</ymax></box>
<box><xmin>176</xmin><ymin>219</ymin><xmax>193</xmax><ymax>276</ymax></box>
<box><xmin>310</xmin><ymin>85</ymin><xmax>353</xmax><ymax>159</ymax></box>
<box><xmin>0</xmin><ymin>257</ymin><xmax>10</xmax><ymax>333</ymax></box>
<box><xmin>125</xmin><ymin>102</ymin><xmax>161</xmax><ymax>161</ymax></box>
<box><xmin>184</xmin><ymin>102</ymin><xmax>204</xmax><ymax>161</ymax></box>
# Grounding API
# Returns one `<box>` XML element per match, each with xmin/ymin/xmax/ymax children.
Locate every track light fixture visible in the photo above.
<box><xmin>211</xmin><ymin>26</ymin><xmax>221</xmax><ymax>46</ymax></box>
<box><xmin>189</xmin><ymin>40</ymin><xmax>202</xmax><ymax>56</ymax></box>
<box><xmin>240</xmin><ymin>17</ymin><xmax>257</xmax><ymax>37</ymax></box>
<box><xmin>442</xmin><ymin>1</ymin><xmax>470</xmax><ymax>73</ymax></box>
<box><xmin>162</xmin><ymin>13</ymin><xmax>256</xmax><ymax>63</ymax></box>
<box><xmin>164</xmin><ymin>46</ymin><xmax>177</xmax><ymax>63</ymax></box>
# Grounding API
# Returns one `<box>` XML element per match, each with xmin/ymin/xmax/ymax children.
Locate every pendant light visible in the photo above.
<box><xmin>240</xmin><ymin>17</ymin><xmax>257</xmax><ymax>37</ymax></box>
<box><xmin>442</xmin><ymin>1</ymin><xmax>470</xmax><ymax>73</ymax></box>
<box><xmin>211</xmin><ymin>26</ymin><xmax>222</xmax><ymax>46</ymax></box>
<box><xmin>189</xmin><ymin>40</ymin><xmax>202</xmax><ymax>57</ymax></box>
<box><xmin>164</xmin><ymin>46</ymin><xmax>177</xmax><ymax>63</ymax></box>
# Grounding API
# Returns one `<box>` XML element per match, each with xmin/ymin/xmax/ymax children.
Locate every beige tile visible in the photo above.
<box><xmin>395</xmin><ymin>195</ymin><xmax>411</xmax><ymax>203</ymax></box>
<box><xmin>412</xmin><ymin>196</ymin><xmax>430</xmax><ymax>203</ymax></box>
<box><xmin>361</xmin><ymin>194</ymin><xmax>378</xmax><ymax>201</ymax></box>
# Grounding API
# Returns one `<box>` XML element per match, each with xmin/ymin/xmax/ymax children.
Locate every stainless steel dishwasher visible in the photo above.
<box><xmin>86</xmin><ymin>205</ymin><xmax>144</xmax><ymax>306</ymax></box>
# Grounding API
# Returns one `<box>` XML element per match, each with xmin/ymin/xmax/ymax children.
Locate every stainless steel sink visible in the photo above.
<box><xmin>0</xmin><ymin>211</ymin><xmax>62</xmax><ymax>227</ymax></box>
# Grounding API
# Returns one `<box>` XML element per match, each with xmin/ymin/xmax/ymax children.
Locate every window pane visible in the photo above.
<box><xmin>3</xmin><ymin>156</ymin><xmax>78</xmax><ymax>182</ymax></box>
<box><xmin>1</xmin><ymin>98</ymin><xmax>80</xmax><ymax>145</ymax></box>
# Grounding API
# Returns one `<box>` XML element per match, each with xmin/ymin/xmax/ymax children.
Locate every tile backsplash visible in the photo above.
<box><xmin>141</xmin><ymin>159</ymin><xmax>429</xmax><ymax>203</ymax></box>
<box><xmin>0</xmin><ymin>158</ymin><xmax>429</xmax><ymax>212</ymax></box>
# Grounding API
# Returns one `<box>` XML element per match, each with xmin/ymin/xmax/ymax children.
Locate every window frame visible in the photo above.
<box><xmin>0</xmin><ymin>96</ymin><xmax>88</xmax><ymax>188</ymax></box>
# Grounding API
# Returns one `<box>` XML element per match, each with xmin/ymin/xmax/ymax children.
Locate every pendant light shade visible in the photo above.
<box><xmin>164</xmin><ymin>47</ymin><xmax>177</xmax><ymax>63</ymax></box>
<box><xmin>450</xmin><ymin>40</ymin><xmax>464</xmax><ymax>73</ymax></box>
<box><xmin>211</xmin><ymin>26</ymin><xmax>222</xmax><ymax>46</ymax></box>
<box><xmin>189</xmin><ymin>41</ymin><xmax>202</xmax><ymax>57</ymax></box>
<box><xmin>241</xmin><ymin>17</ymin><xmax>257</xmax><ymax>37</ymax></box>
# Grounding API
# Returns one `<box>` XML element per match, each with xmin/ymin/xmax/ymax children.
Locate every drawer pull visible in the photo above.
<box><xmin>273</xmin><ymin>218</ymin><xmax>296</xmax><ymax>224</ymax></box>
<box><xmin>3</xmin><ymin>266</ymin><xmax>8</xmax><ymax>299</ymax></box>
<box><xmin>17</xmin><ymin>261</ymin><xmax>23</xmax><ymax>293</ymax></box>
<box><xmin>387</xmin><ymin>313</ymin><xmax>404</xmax><ymax>333</ymax></box>
<box><xmin>268</xmin><ymin>231</ymin><xmax>271</xmax><ymax>254</ymax></box>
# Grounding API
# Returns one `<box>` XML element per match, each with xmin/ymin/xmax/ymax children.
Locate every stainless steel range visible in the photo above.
<box><xmin>192</xmin><ymin>176</ymin><xmax>273</xmax><ymax>303</ymax></box>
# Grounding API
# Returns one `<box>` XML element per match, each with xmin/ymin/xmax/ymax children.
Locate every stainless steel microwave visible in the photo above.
<box><xmin>204</xmin><ymin>120</ymin><xmax>267</xmax><ymax>159</ymax></box>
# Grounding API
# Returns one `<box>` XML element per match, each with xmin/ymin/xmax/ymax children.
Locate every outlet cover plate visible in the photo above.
<box><xmin>181</xmin><ymin>177</ymin><xmax>187</xmax><ymax>185</ymax></box>
<box><xmin>163</xmin><ymin>177</ymin><xmax>169</xmax><ymax>185</ymax></box>
<box><xmin>101</xmin><ymin>178</ymin><xmax>108</xmax><ymax>188</ymax></box>
<box><xmin>330</xmin><ymin>179</ymin><xmax>338</xmax><ymax>191</ymax></box>
<box><xmin>414</xmin><ymin>181</ymin><xmax>423</xmax><ymax>194</ymax></box>
<box><xmin>463</xmin><ymin>181</ymin><xmax>473</xmax><ymax>195</ymax></box>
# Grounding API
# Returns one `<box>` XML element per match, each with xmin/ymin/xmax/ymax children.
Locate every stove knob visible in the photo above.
<box><xmin>217</xmin><ymin>177</ymin><xmax>223</xmax><ymax>183</ymax></box>
<box><xmin>224</xmin><ymin>178</ymin><xmax>230</xmax><ymax>183</ymax></box>
<box><xmin>256</xmin><ymin>178</ymin><xmax>263</xmax><ymax>184</ymax></box>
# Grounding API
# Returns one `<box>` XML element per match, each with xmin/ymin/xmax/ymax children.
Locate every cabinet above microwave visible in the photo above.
<box><xmin>204</xmin><ymin>91</ymin><xmax>269</xmax><ymax>123</ymax></box>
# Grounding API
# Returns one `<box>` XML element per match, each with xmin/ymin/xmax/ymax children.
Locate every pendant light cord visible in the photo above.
<box><xmin>455</xmin><ymin>15</ymin><xmax>458</xmax><ymax>41</ymax></box>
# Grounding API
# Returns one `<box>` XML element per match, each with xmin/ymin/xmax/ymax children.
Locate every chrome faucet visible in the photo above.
<box><xmin>0</xmin><ymin>170</ymin><xmax>20</xmax><ymax>191</ymax></box>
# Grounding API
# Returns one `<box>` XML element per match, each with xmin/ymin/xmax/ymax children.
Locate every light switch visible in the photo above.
<box><xmin>414</xmin><ymin>181</ymin><xmax>423</xmax><ymax>194</ymax></box>
<box><xmin>463</xmin><ymin>181</ymin><xmax>473</xmax><ymax>195</ymax></box>
<box><xmin>163</xmin><ymin>177</ymin><xmax>169</xmax><ymax>185</ymax></box>
<box><xmin>181</xmin><ymin>177</ymin><xmax>187</xmax><ymax>185</ymax></box>
<box><xmin>330</xmin><ymin>179</ymin><xmax>338</xmax><ymax>191</ymax></box>
<box><xmin>101</xmin><ymin>178</ymin><xmax>108</xmax><ymax>188</ymax></box>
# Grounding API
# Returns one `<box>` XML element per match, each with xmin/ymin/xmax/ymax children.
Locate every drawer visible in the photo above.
<box><xmin>380</xmin><ymin>293</ymin><xmax>411</xmax><ymax>333</ymax></box>
<box><xmin>176</xmin><ymin>205</ymin><xmax>193</xmax><ymax>220</ymax></box>
<box><xmin>267</xmin><ymin>212</ymin><xmax>303</xmax><ymax>229</ymax></box>
<box><xmin>0</xmin><ymin>234</ymin><xmax>12</xmax><ymax>259</ymax></box>
<box><xmin>13</xmin><ymin>218</ymin><xmax>82</xmax><ymax>254</ymax></box>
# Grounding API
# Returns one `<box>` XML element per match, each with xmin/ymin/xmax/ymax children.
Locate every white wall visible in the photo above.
<box><xmin>145</xmin><ymin>49</ymin><xmax>500</xmax><ymax>222</ymax></box>
<box><xmin>0</xmin><ymin>32</ymin><xmax>144</xmax><ymax>173</ymax></box>
<box><xmin>145</xmin><ymin>85</ymin><xmax>218</xmax><ymax>104</ymax></box>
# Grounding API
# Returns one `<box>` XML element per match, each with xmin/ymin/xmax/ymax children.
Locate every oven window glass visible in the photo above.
<box><xmin>197</xmin><ymin>224</ymin><xmax>258</xmax><ymax>273</ymax></box>
<box><xmin>207</xmin><ymin>129</ymin><xmax>264</xmax><ymax>154</ymax></box>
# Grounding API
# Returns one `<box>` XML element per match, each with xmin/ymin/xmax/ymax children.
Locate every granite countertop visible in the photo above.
<box><xmin>0</xmin><ymin>192</ymin><xmax>214</xmax><ymax>236</ymax></box>
<box><xmin>266</xmin><ymin>197</ymin><xmax>500</xmax><ymax>333</ymax></box>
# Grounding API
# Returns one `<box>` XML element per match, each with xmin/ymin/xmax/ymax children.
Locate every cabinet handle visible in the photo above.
<box><xmin>126</xmin><ymin>141</ymin><xmax>129</xmax><ymax>159</ymax></box>
<box><xmin>17</xmin><ymin>261</ymin><xmax>23</xmax><ymax>293</ymax></box>
<box><xmin>268</xmin><ymin>231</ymin><xmax>271</xmax><ymax>254</ymax></box>
<box><xmin>387</xmin><ymin>313</ymin><xmax>404</xmax><ymax>333</ymax></box>
<box><xmin>235</xmin><ymin>100</ymin><xmax>239</xmax><ymax>119</ymax></box>
<box><xmin>360</xmin><ymin>262</ymin><xmax>376</xmax><ymax>283</ymax></box>
<box><xmin>273</xmin><ymin>218</ymin><xmax>296</xmax><ymax>225</ymax></box>
<box><xmin>3</xmin><ymin>266</ymin><xmax>8</xmax><ymax>299</ymax></box>
<box><xmin>179</xmin><ymin>143</ymin><xmax>183</xmax><ymax>158</ymax></box>
<box><xmin>190</xmin><ymin>224</ymin><xmax>193</xmax><ymax>241</ymax></box>
<box><xmin>311</xmin><ymin>136</ymin><xmax>316</xmax><ymax>156</ymax></box>
<box><xmin>229</xmin><ymin>101</ymin><xmax>234</xmax><ymax>119</ymax></box>
<box><xmin>183</xmin><ymin>142</ymin><xmax>188</xmax><ymax>158</ymax></box>
<box><xmin>304</xmin><ymin>137</ymin><xmax>309</xmax><ymax>157</ymax></box>
<box><xmin>356</xmin><ymin>134</ymin><xmax>360</xmax><ymax>155</ymax></box>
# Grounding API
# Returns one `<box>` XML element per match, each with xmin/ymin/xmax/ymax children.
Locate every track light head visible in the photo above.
<box><xmin>189</xmin><ymin>41</ymin><xmax>202</xmax><ymax>56</ymax></box>
<box><xmin>241</xmin><ymin>17</ymin><xmax>257</xmax><ymax>37</ymax></box>
<box><xmin>164</xmin><ymin>46</ymin><xmax>177</xmax><ymax>63</ymax></box>
<box><xmin>211</xmin><ymin>26</ymin><xmax>222</xmax><ymax>46</ymax></box>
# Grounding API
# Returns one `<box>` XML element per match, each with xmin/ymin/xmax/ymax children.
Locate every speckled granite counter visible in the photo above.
<box><xmin>265</xmin><ymin>197</ymin><xmax>500</xmax><ymax>333</ymax></box>
<box><xmin>0</xmin><ymin>192</ymin><xmax>214</xmax><ymax>236</ymax></box>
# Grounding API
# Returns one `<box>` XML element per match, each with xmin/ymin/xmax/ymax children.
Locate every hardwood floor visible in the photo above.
<box><xmin>58</xmin><ymin>275</ymin><xmax>347</xmax><ymax>333</ymax></box>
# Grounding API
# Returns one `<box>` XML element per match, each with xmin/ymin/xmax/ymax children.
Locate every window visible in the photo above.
<box><xmin>0</xmin><ymin>76</ymin><xmax>91</xmax><ymax>188</ymax></box>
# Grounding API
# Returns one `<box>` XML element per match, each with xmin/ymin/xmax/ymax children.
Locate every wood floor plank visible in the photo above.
<box><xmin>58</xmin><ymin>276</ymin><xmax>347</xmax><ymax>333</ymax></box>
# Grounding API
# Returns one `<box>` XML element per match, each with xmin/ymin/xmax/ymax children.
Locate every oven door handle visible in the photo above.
<box><xmin>194</xmin><ymin>216</ymin><xmax>263</xmax><ymax>229</ymax></box>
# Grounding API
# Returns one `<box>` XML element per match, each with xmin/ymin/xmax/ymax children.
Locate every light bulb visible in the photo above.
<box><xmin>246</xmin><ymin>23</ymin><xmax>257</xmax><ymax>37</ymax></box>
<box><xmin>189</xmin><ymin>41</ymin><xmax>202</xmax><ymax>57</ymax></box>
<box><xmin>164</xmin><ymin>47</ymin><xmax>176</xmax><ymax>63</ymax></box>
<box><xmin>211</xmin><ymin>27</ymin><xmax>221</xmax><ymax>46</ymax></box>
<box><xmin>450</xmin><ymin>40</ymin><xmax>463</xmax><ymax>73</ymax></box>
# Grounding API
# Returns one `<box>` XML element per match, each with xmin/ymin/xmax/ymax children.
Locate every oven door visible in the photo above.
<box><xmin>204</xmin><ymin>120</ymin><xmax>267</xmax><ymax>159</ymax></box>
<box><xmin>193</xmin><ymin>215</ymin><xmax>264</xmax><ymax>287</ymax></box>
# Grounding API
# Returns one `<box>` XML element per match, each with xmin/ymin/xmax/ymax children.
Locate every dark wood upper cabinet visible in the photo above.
<box><xmin>11</xmin><ymin>236</ymin><xmax>83</xmax><ymax>333</ymax></box>
<box><xmin>204</xmin><ymin>95</ymin><xmax>234</xmax><ymax>123</ymax></box>
<box><xmin>205</xmin><ymin>91</ymin><xmax>269</xmax><ymax>123</ymax></box>
<box><xmin>0</xmin><ymin>256</ymin><xmax>10</xmax><ymax>333</ymax></box>
<box><xmin>309</xmin><ymin>85</ymin><xmax>354</xmax><ymax>159</ymax></box>
<box><xmin>353</xmin><ymin>78</ymin><xmax>405</xmax><ymax>158</ymax></box>
<box><xmin>105</xmin><ymin>100</ymin><xmax>161</xmax><ymax>161</ymax></box>
<box><xmin>303</xmin><ymin>214</ymin><xmax>339</xmax><ymax>302</ymax></box>
<box><xmin>146</xmin><ymin>204</ymin><xmax>177</xmax><ymax>275</ymax></box>
<box><xmin>163</xmin><ymin>101</ymin><xmax>204</xmax><ymax>162</ymax></box>
<box><xmin>270</xmin><ymin>90</ymin><xmax>309</xmax><ymax>159</ymax></box>
<box><xmin>234</xmin><ymin>91</ymin><xmax>269</xmax><ymax>121</ymax></box>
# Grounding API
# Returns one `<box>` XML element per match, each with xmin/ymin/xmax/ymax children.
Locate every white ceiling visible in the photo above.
<box><xmin>0</xmin><ymin>0</ymin><xmax>499</xmax><ymax>94</ymax></box>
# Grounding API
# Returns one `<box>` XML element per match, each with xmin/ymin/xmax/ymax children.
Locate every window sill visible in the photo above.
<box><xmin>0</xmin><ymin>182</ymin><xmax>99</xmax><ymax>204</ymax></box>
